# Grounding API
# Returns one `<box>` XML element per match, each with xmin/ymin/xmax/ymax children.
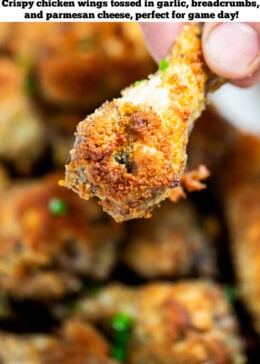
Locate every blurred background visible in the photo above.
<box><xmin>211</xmin><ymin>82</ymin><xmax>260</xmax><ymax>135</ymax></box>
<box><xmin>0</xmin><ymin>22</ymin><xmax>258</xmax><ymax>363</ymax></box>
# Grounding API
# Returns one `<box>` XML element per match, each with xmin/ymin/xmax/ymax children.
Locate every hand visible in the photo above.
<box><xmin>141</xmin><ymin>22</ymin><xmax>260</xmax><ymax>87</ymax></box>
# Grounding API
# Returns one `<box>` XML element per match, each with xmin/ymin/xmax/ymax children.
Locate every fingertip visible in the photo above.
<box><xmin>140</xmin><ymin>22</ymin><xmax>186</xmax><ymax>62</ymax></box>
<box><xmin>230</xmin><ymin>69</ymin><xmax>260</xmax><ymax>88</ymax></box>
<box><xmin>203</xmin><ymin>22</ymin><xmax>260</xmax><ymax>80</ymax></box>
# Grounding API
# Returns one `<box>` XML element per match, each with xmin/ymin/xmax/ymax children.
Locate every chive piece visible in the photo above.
<box><xmin>111</xmin><ymin>346</ymin><xmax>127</xmax><ymax>361</ymax></box>
<box><xmin>134</xmin><ymin>80</ymin><xmax>143</xmax><ymax>86</ymax></box>
<box><xmin>224</xmin><ymin>285</ymin><xmax>238</xmax><ymax>302</ymax></box>
<box><xmin>49</xmin><ymin>198</ymin><xmax>68</xmax><ymax>216</ymax></box>
<box><xmin>111</xmin><ymin>313</ymin><xmax>132</xmax><ymax>332</ymax></box>
<box><xmin>110</xmin><ymin>313</ymin><xmax>133</xmax><ymax>362</ymax></box>
<box><xmin>159</xmin><ymin>59</ymin><xmax>169</xmax><ymax>72</ymax></box>
<box><xmin>114</xmin><ymin>330</ymin><xmax>130</xmax><ymax>345</ymax></box>
<box><xmin>77</xmin><ymin>38</ymin><xmax>94</xmax><ymax>51</ymax></box>
<box><xmin>24</xmin><ymin>74</ymin><xmax>36</xmax><ymax>94</ymax></box>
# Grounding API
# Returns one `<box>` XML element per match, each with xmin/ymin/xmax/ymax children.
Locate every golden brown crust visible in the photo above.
<box><xmin>77</xmin><ymin>282</ymin><xmax>245</xmax><ymax>364</ymax></box>
<box><xmin>0</xmin><ymin>319</ymin><xmax>115</xmax><ymax>364</ymax></box>
<box><xmin>41</xmin><ymin>320</ymin><xmax>113</xmax><ymax>364</ymax></box>
<box><xmin>181</xmin><ymin>164</ymin><xmax>211</xmax><ymax>192</ymax></box>
<box><xmin>123</xmin><ymin>200</ymin><xmax>216</xmax><ymax>278</ymax></box>
<box><xmin>66</xmin><ymin>101</ymin><xmax>180</xmax><ymax>221</ymax></box>
<box><xmin>130</xmin><ymin>283</ymin><xmax>243</xmax><ymax>364</ymax></box>
<box><xmin>169</xmin><ymin>165</ymin><xmax>211</xmax><ymax>203</ymax></box>
<box><xmin>64</xmin><ymin>23</ymin><xmax>210</xmax><ymax>222</ymax></box>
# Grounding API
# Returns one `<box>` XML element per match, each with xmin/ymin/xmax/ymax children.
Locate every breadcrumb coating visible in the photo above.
<box><xmin>76</xmin><ymin>282</ymin><xmax>245</xmax><ymax>364</ymax></box>
<box><xmin>64</xmin><ymin>23</ymin><xmax>211</xmax><ymax>222</ymax></box>
<box><xmin>124</xmin><ymin>200</ymin><xmax>216</xmax><ymax>278</ymax></box>
<box><xmin>0</xmin><ymin>319</ymin><xmax>115</xmax><ymax>364</ymax></box>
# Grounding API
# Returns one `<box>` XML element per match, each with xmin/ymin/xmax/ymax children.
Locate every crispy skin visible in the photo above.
<box><xmin>77</xmin><ymin>282</ymin><xmax>245</xmax><ymax>364</ymax></box>
<box><xmin>0</xmin><ymin>174</ymin><xmax>122</xmax><ymax>299</ymax></box>
<box><xmin>64</xmin><ymin>23</ymin><xmax>210</xmax><ymax>222</ymax></box>
<box><xmin>168</xmin><ymin>164</ymin><xmax>210</xmax><ymax>203</ymax></box>
<box><xmin>0</xmin><ymin>319</ymin><xmax>115</xmax><ymax>364</ymax></box>
<box><xmin>222</xmin><ymin>134</ymin><xmax>260</xmax><ymax>333</ymax></box>
<box><xmin>124</xmin><ymin>200</ymin><xmax>216</xmax><ymax>278</ymax></box>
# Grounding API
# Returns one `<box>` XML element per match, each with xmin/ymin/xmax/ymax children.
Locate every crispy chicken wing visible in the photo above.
<box><xmin>124</xmin><ymin>200</ymin><xmax>216</xmax><ymax>278</ymax></box>
<box><xmin>0</xmin><ymin>319</ymin><xmax>115</xmax><ymax>364</ymax></box>
<box><xmin>76</xmin><ymin>282</ymin><xmax>245</xmax><ymax>364</ymax></box>
<box><xmin>64</xmin><ymin>23</ymin><xmax>212</xmax><ymax>222</ymax></box>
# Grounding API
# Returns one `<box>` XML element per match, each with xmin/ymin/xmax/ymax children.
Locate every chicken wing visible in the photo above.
<box><xmin>0</xmin><ymin>319</ymin><xmax>115</xmax><ymax>364</ymax></box>
<box><xmin>75</xmin><ymin>282</ymin><xmax>245</xmax><ymax>364</ymax></box>
<box><xmin>123</xmin><ymin>200</ymin><xmax>216</xmax><ymax>278</ymax></box>
<box><xmin>63</xmin><ymin>23</ymin><xmax>212</xmax><ymax>222</ymax></box>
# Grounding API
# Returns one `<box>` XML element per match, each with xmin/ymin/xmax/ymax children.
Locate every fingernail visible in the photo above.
<box><xmin>206</xmin><ymin>23</ymin><xmax>259</xmax><ymax>72</ymax></box>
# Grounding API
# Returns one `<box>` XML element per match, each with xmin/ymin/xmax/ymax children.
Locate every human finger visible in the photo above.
<box><xmin>202</xmin><ymin>22</ymin><xmax>260</xmax><ymax>86</ymax></box>
<box><xmin>140</xmin><ymin>22</ymin><xmax>186</xmax><ymax>62</ymax></box>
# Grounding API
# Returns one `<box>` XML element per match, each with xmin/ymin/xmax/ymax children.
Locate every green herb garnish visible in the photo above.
<box><xmin>134</xmin><ymin>80</ymin><xmax>143</xmax><ymax>86</ymax></box>
<box><xmin>111</xmin><ymin>346</ymin><xmax>127</xmax><ymax>361</ymax></box>
<box><xmin>24</xmin><ymin>74</ymin><xmax>36</xmax><ymax>94</ymax></box>
<box><xmin>111</xmin><ymin>313</ymin><xmax>132</xmax><ymax>332</ymax></box>
<box><xmin>159</xmin><ymin>59</ymin><xmax>169</xmax><ymax>72</ymax></box>
<box><xmin>224</xmin><ymin>285</ymin><xmax>238</xmax><ymax>302</ymax></box>
<box><xmin>110</xmin><ymin>313</ymin><xmax>133</xmax><ymax>362</ymax></box>
<box><xmin>49</xmin><ymin>198</ymin><xmax>68</xmax><ymax>216</ymax></box>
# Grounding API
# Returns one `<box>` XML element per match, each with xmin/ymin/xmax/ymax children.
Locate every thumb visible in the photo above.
<box><xmin>203</xmin><ymin>22</ymin><xmax>260</xmax><ymax>86</ymax></box>
<box><xmin>140</xmin><ymin>23</ymin><xmax>186</xmax><ymax>62</ymax></box>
